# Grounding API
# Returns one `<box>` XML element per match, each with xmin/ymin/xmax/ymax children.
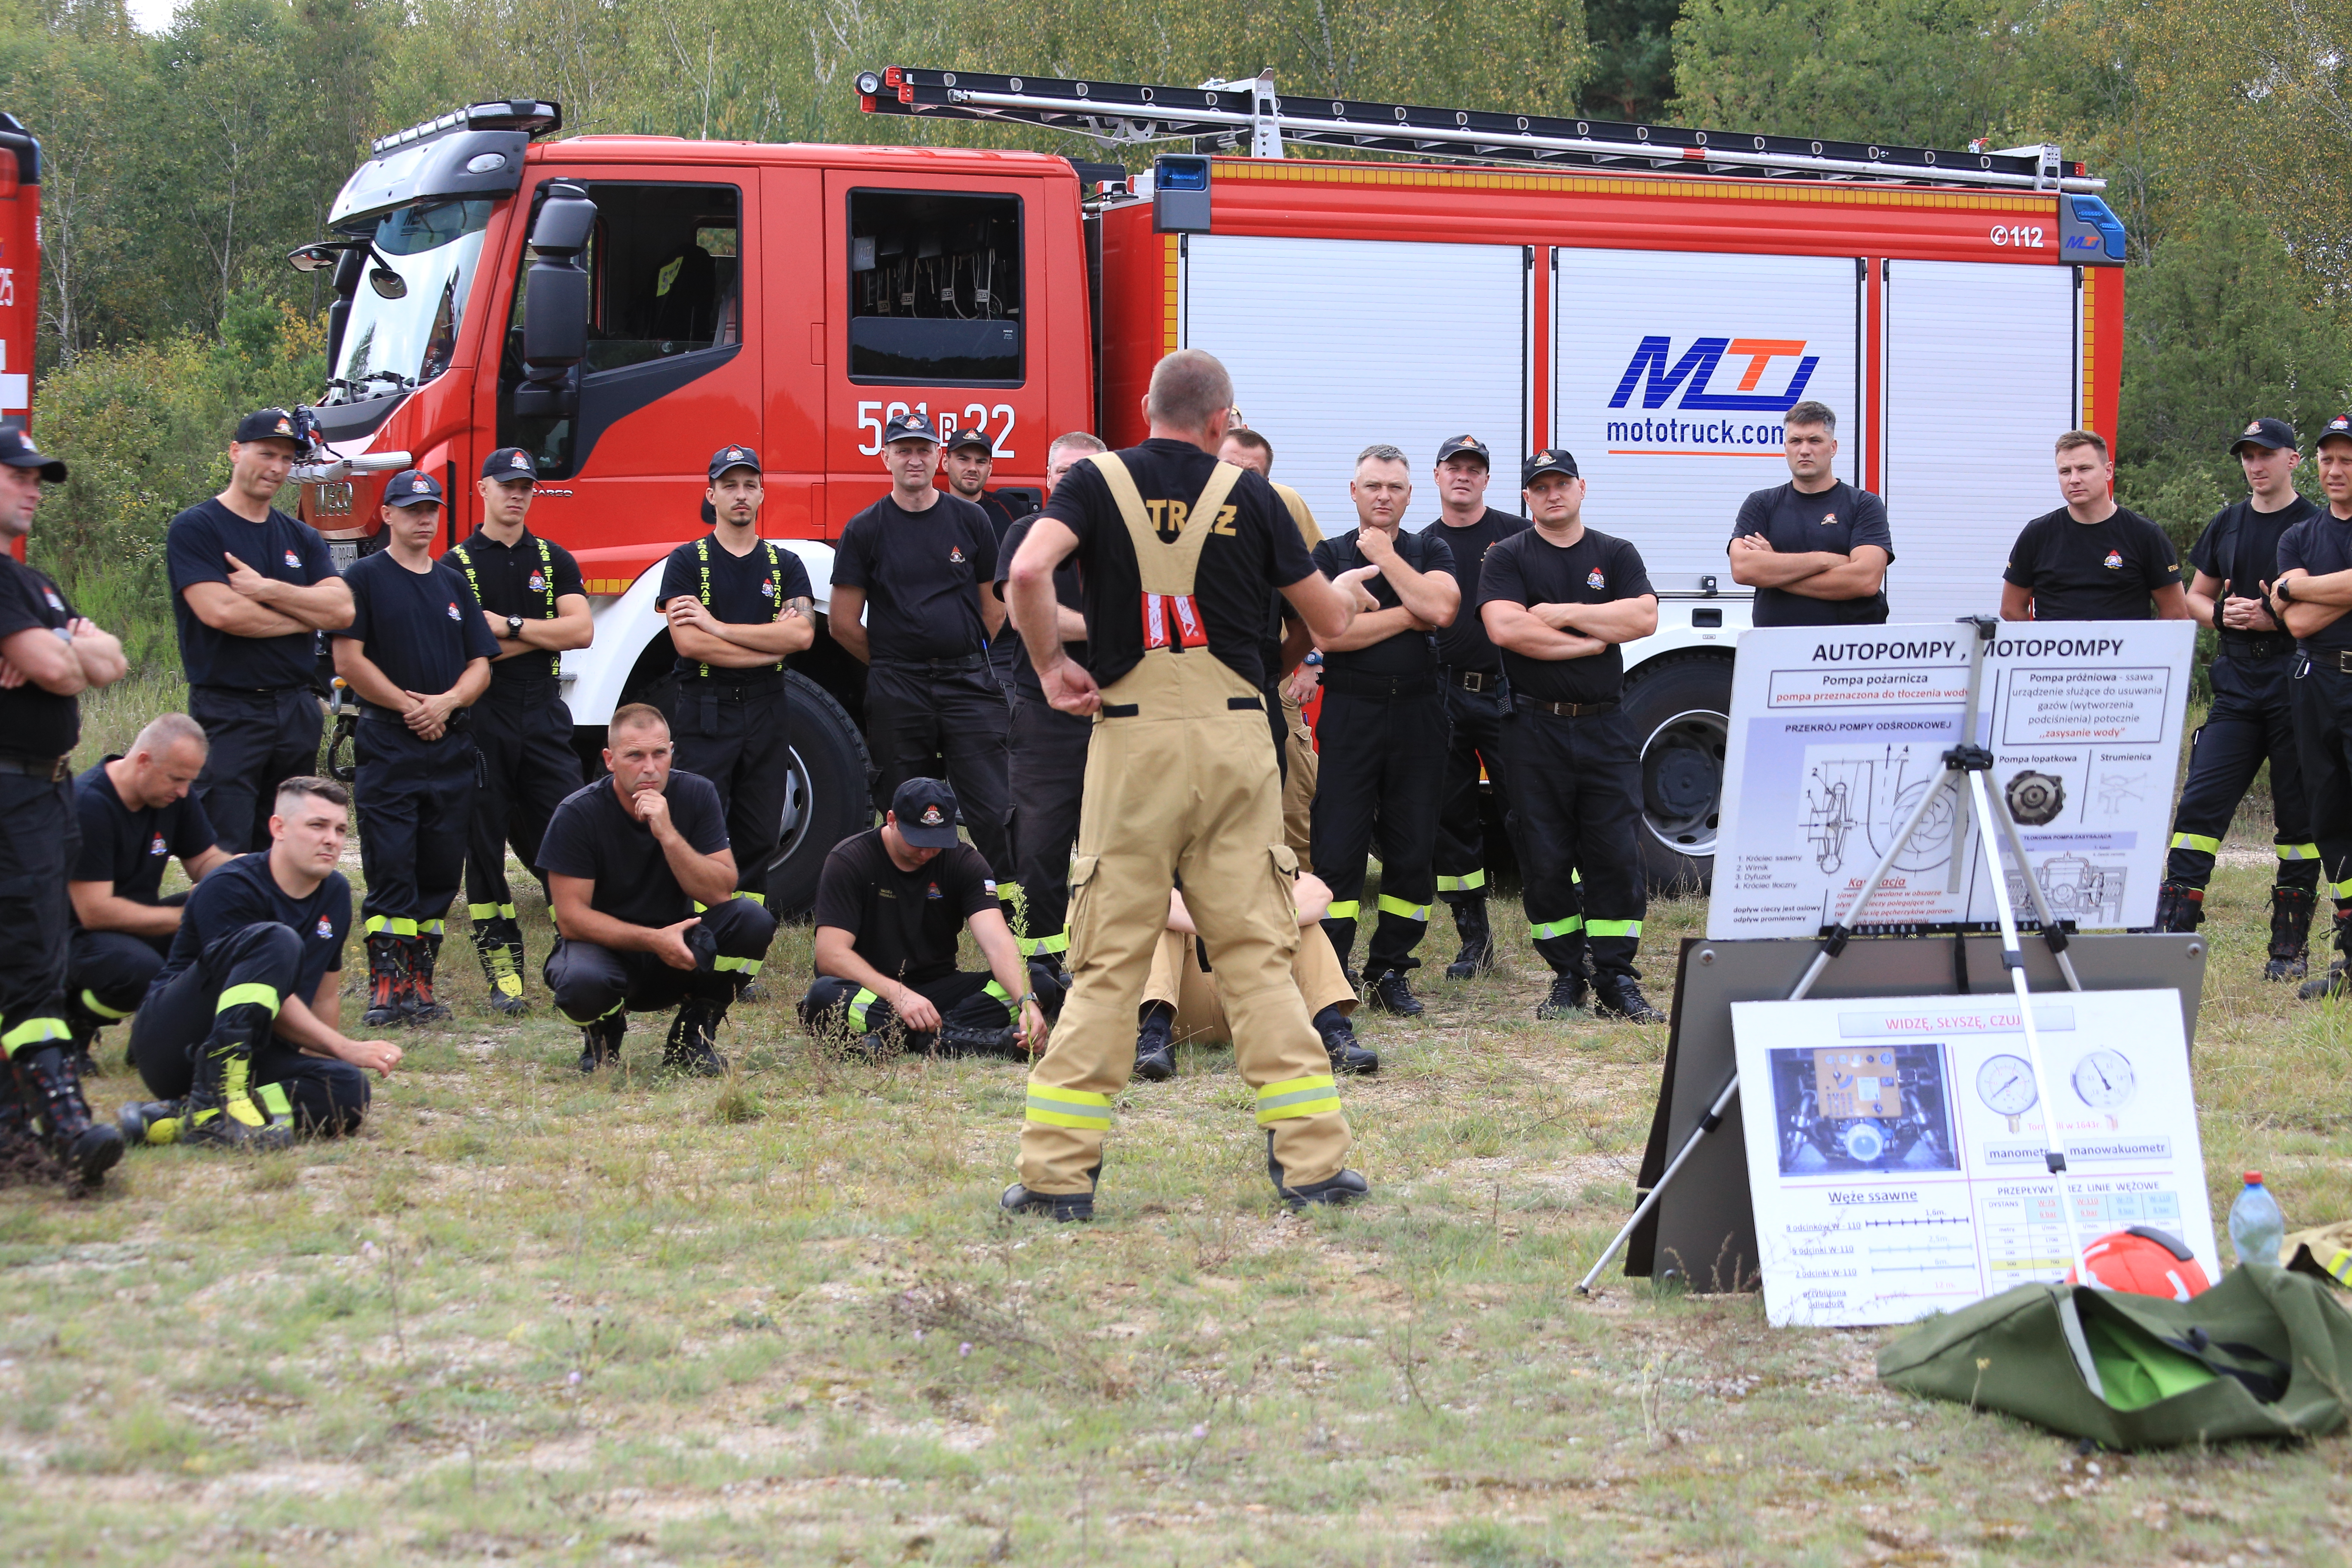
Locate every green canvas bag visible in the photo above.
<box><xmin>1876</xmin><ymin>1266</ymin><xmax>2352</xmax><ymax>1449</ymax></box>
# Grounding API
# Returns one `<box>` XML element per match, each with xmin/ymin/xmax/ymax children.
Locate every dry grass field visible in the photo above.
<box><xmin>6</xmin><ymin>677</ymin><xmax>2350</xmax><ymax>1565</ymax></box>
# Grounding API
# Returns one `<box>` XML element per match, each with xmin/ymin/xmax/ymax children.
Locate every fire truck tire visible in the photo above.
<box><xmin>1620</xmin><ymin>653</ymin><xmax>1731</xmax><ymax>898</ymax></box>
<box><xmin>764</xmin><ymin>671</ymin><xmax>874</xmax><ymax>919</ymax></box>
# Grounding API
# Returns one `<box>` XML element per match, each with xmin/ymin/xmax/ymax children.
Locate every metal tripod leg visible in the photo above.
<box><xmin>1573</xmin><ymin>760</ymin><xmax>1969</xmax><ymax>1297</ymax></box>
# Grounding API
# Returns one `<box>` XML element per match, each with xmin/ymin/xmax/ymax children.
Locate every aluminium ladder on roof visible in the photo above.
<box><xmin>854</xmin><ymin>66</ymin><xmax>2103</xmax><ymax>194</ymax></box>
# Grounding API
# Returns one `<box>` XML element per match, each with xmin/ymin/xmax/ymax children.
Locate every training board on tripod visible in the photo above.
<box><xmin>1709</xmin><ymin>622</ymin><xmax>2196</xmax><ymax>939</ymax></box>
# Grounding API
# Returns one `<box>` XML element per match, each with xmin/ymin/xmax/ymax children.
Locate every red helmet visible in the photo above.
<box><xmin>2066</xmin><ymin>1226</ymin><xmax>2211</xmax><ymax>1301</ymax></box>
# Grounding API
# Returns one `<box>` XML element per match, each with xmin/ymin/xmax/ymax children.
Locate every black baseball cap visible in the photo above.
<box><xmin>2232</xmin><ymin>417</ymin><xmax>2298</xmax><ymax>455</ymax></box>
<box><xmin>0</xmin><ymin>425</ymin><xmax>66</xmax><ymax>482</ymax></box>
<box><xmin>383</xmin><ymin>469</ymin><xmax>445</xmax><ymax>508</ymax></box>
<box><xmin>943</xmin><ymin>424</ymin><xmax>994</xmax><ymax>455</ymax></box>
<box><xmin>482</xmin><ymin>447</ymin><xmax>538</xmax><ymax>481</ymax></box>
<box><xmin>707</xmin><ymin>443</ymin><xmax>761</xmax><ymax>481</ymax></box>
<box><xmin>1436</xmin><ymin>434</ymin><xmax>1491</xmax><ymax>466</ymax></box>
<box><xmin>234</xmin><ymin>407</ymin><xmax>305</xmax><ymax>446</ymax></box>
<box><xmin>891</xmin><ymin>778</ymin><xmax>962</xmax><ymax>848</ymax></box>
<box><xmin>2319</xmin><ymin>413</ymin><xmax>2352</xmax><ymax>449</ymax></box>
<box><xmin>1522</xmin><ymin>447</ymin><xmax>1580</xmax><ymax>487</ymax></box>
<box><xmin>882</xmin><ymin>410</ymin><xmax>941</xmax><ymax>446</ymax></box>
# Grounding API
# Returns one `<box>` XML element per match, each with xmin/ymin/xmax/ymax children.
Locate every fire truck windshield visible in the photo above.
<box><xmin>331</xmin><ymin>198</ymin><xmax>495</xmax><ymax>399</ymax></box>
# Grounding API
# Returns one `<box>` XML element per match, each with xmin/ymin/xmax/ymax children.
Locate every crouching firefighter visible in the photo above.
<box><xmin>799</xmin><ymin>778</ymin><xmax>1051</xmax><ymax>1058</ymax></box>
<box><xmin>996</xmin><ymin>349</ymin><xmax>1381</xmax><ymax>1220</ymax></box>
<box><xmin>537</xmin><ymin>704</ymin><xmax>779</xmax><ymax>1075</ymax></box>
<box><xmin>119</xmin><ymin>777</ymin><xmax>400</xmax><ymax>1149</ymax></box>
<box><xmin>332</xmin><ymin>470</ymin><xmax>497</xmax><ymax>1025</ymax></box>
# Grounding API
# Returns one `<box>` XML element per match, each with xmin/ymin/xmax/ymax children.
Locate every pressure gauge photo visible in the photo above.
<box><xmin>1976</xmin><ymin>1053</ymin><xmax>2039</xmax><ymax>1132</ymax></box>
<box><xmin>2071</xmin><ymin>1048</ymin><xmax>2136</xmax><ymax>1109</ymax></box>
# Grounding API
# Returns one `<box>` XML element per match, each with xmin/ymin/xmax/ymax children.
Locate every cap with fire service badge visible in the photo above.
<box><xmin>0</xmin><ymin>425</ymin><xmax>67</xmax><ymax>482</ymax></box>
<box><xmin>943</xmin><ymin>424</ymin><xmax>994</xmax><ymax>456</ymax></box>
<box><xmin>1522</xmin><ymin>448</ymin><xmax>1580</xmax><ymax>487</ymax></box>
<box><xmin>891</xmin><ymin>777</ymin><xmax>962</xmax><ymax>848</ymax></box>
<box><xmin>1436</xmin><ymin>434</ymin><xmax>1491</xmax><ymax>467</ymax></box>
<box><xmin>482</xmin><ymin>447</ymin><xmax>539</xmax><ymax>481</ymax></box>
<box><xmin>707</xmin><ymin>444</ymin><xmax>762</xmax><ymax>482</ymax></box>
<box><xmin>2319</xmin><ymin>413</ymin><xmax>2352</xmax><ymax>451</ymax></box>
<box><xmin>881</xmin><ymin>410</ymin><xmax>942</xmax><ymax>446</ymax></box>
<box><xmin>2231</xmin><ymin>417</ymin><xmax>2298</xmax><ymax>456</ymax></box>
<box><xmin>233</xmin><ymin>407</ymin><xmax>305</xmax><ymax>446</ymax></box>
<box><xmin>382</xmin><ymin>469</ymin><xmax>445</xmax><ymax>509</ymax></box>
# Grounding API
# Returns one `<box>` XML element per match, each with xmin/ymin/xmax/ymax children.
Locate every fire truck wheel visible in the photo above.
<box><xmin>763</xmin><ymin>672</ymin><xmax>874</xmax><ymax>919</ymax></box>
<box><xmin>1621</xmin><ymin>653</ymin><xmax>1731</xmax><ymax>898</ymax></box>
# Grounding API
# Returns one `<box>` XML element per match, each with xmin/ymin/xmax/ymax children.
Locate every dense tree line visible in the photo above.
<box><xmin>0</xmin><ymin>0</ymin><xmax>2346</xmax><ymax>638</ymax></box>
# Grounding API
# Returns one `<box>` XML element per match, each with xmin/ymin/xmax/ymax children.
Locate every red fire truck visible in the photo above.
<box><xmin>286</xmin><ymin>75</ymin><xmax>2126</xmax><ymax>910</ymax></box>
<box><xmin>0</xmin><ymin>112</ymin><xmax>39</xmax><ymax>472</ymax></box>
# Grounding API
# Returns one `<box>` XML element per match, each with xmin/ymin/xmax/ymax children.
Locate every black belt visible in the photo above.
<box><xmin>2219</xmin><ymin>634</ymin><xmax>2294</xmax><ymax>662</ymax></box>
<box><xmin>1515</xmin><ymin>696</ymin><xmax>1619</xmax><ymax>719</ymax></box>
<box><xmin>875</xmin><ymin>652</ymin><xmax>985</xmax><ymax>674</ymax></box>
<box><xmin>2313</xmin><ymin>649</ymin><xmax>2352</xmax><ymax>676</ymax></box>
<box><xmin>678</xmin><ymin>676</ymin><xmax>785</xmax><ymax>699</ymax></box>
<box><xmin>1438</xmin><ymin>667</ymin><xmax>1503</xmax><ymax>694</ymax></box>
<box><xmin>1322</xmin><ymin>672</ymin><xmax>1438</xmax><ymax>700</ymax></box>
<box><xmin>0</xmin><ymin>750</ymin><xmax>71</xmax><ymax>781</ymax></box>
<box><xmin>360</xmin><ymin>702</ymin><xmax>471</xmax><ymax>732</ymax></box>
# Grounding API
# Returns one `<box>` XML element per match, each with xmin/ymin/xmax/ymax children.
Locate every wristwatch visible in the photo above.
<box><xmin>505</xmin><ymin>615</ymin><xmax>525</xmax><ymax>640</ymax></box>
<box><xmin>2278</xmin><ymin>579</ymin><xmax>2297</xmax><ymax>606</ymax></box>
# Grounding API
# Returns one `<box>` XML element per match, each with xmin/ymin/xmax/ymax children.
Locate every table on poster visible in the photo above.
<box><xmin>1730</xmin><ymin>988</ymin><xmax>2218</xmax><ymax>1328</ymax></box>
<box><xmin>1709</xmin><ymin>621</ymin><xmax>2196</xmax><ymax>939</ymax></box>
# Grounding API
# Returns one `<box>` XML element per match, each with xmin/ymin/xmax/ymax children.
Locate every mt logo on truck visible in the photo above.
<box><xmin>1608</xmin><ymin>337</ymin><xmax>1819</xmax><ymax>412</ymax></box>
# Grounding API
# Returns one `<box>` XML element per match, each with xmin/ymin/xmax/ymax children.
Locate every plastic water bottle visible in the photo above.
<box><xmin>2228</xmin><ymin>1172</ymin><xmax>2286</xmax><ymax>1271</ymax></box>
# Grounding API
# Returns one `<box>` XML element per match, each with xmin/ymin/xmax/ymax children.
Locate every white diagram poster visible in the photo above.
<box><xmin>1731</xmin><ymin>989</ymin><xmax>2218</xmax><ymax>1328</ymax></box>
<box><xmin>1709</xmin><ymin>621</ymin><xmax>2196</xmax><ymax>939</ymax></box>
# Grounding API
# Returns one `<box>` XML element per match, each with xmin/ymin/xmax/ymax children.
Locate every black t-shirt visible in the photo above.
<box><xmin>538</xmin><ymin>771</ymin><xmax>732</xmax><ymax>930</ymax></box>
<box><xmin>2189</xmin><ymin>495</ymin><xmax>2318</xmax><ymax>638</ymax></box>
<box><xmin>1731</xmin><ymin>480</ymin><xmax>1895</xmax><ymax>627</ymax></box>
<box><xmin>2277</xmin><ymin>508</ymin><xmax>2352</xmax><ymax>653</ymax></box>
<box><xmin>1422</xmin><ymin>508</ymin><xmax>1529</xmax><ymax>671</ymax></box>
<box><xmin>833</xmin><ymin>493</ymin><xmax>998</xmax><ymax>662</ymax></box>
<box><xmin>0</xmin><ymin>557</ymin><xmax>80</xmax><ymax>756</ymax></box>
<box><xmin>165</xmin><ymin>498</ymin><xmax>338</xmax><ymax>689</ymax></box>
<box><xmin>1310</xmin><ymin>527</ymin><xmax>1455</xmax><ymax>683</ymax></box>
<box><xmin>655</xmin><ymin>532</ymin><xmax>814</xmax><ymax>683</ymax></box>
<box><xmin>974</xmin><ymin>490</ymin><xmax>1026</xmax><ymax>543</ymax></box>
<box><xmin>1042</xmin><ymin>439</ymin><xmax>1317</xmax><ymax>690</ymax></box>
<box><xmin>334</xmin><ymin>550</ymin><xmax>502</xmax><ymax>702</ymax></box>
<box><xmin>812</xmin><ymin>827</ymin><xmax>998</xmax><ymax>986</ymax></box>
<box><xmin>150</xmin><ymin>852</ymin><xmax>349</xmax><ymax>1005</ymax></box>
<box><xmin>2002</xmin><ymin>506</ymin><xmax>2181</xmax><ymax>621</ymax></box>
<box><xmin>992</xmin><ymin>512</ymin><xmax>1089</xmax><ymax>696</ymax></box>
<box><xmin>1477</xmin><ymin>527</ymin><xmax>1657</xmax><ymax>704</ymax></box>
<box><xmin>448</xmin><ymin>528</ymin><xmax>585</xmax><ymax>683</ymax></box>
<box><xmin>71</xmin><ymin>758</ymin><xmax>219</xmax><ymax>914</ymax></box>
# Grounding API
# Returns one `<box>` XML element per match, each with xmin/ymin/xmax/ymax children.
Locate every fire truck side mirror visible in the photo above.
<box><xmin>518</xmin><ymin>183</ymin><xmax>597</xmax><ymax>416</ymax></box>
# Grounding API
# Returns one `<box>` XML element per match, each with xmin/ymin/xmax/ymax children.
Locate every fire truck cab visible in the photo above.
<box><xmin>292</xmin><ymin>85</ymin><xmax>2126</xmax><ymax>910</ymax></box>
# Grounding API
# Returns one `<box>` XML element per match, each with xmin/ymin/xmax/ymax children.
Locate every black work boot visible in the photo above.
<box><xmin>1444</xmin><ymin>896</ymin><xmax>1494</xmax><ymax>979</ymax></box>
<box><xmin>64</xmin><ymin>994</ymin><xmax>106</xmax><ymax>1081</ymax></box>
<box><xmin>1000</xmin><ymin>1182</ymin><xmax>1095</xmax><ymax>1222</ymax></box>
<box><xmin>577</xmin><ymin>1012</ymin><xmax>627</xmax><ymax>1073</ymax></box>
<box><xmin>1313</xmin><ymin>1004</ymin><xmax>1378</xmax><ymax>1075</ymax></box>
<box><xmin>1592</xmin><ymin>974</ymin><xmax>1668</xmax><ymax>1024</ymax></box>
<box><xmin>1132</xmin><ymin>1001</ymin><xmax>1176</xmax><ymax>1083</ymax></box>
<box><xmin>10</xmin><ymin>1045</ymin><xmax>124</xmax><ymax>1185</ymax></box>
<box><xmin>0</xmin><ymin>1078</ymin><xmax>49</xmax><ymax>1170</ymax></box>
<box><xmin>1367</xmin><ymin>969</ymin><xmax>1425</xmax><ymax>1017</ymax></box>
<box><xmin>1267</xmin><ymin>1136</ymin><xmax>1370</xmax><ymax>1210</ymax></box>
<box><xmin>361</xmin><ymin>934</ymin><xmax>409</xmax><ymax>1029</ymax></box>
<box><xmin>181</xmin><ymin>1004</ymin><xmax>293</xmax><ymax>1152</ymax></box>
<box><xmin>2268</xmin><ymin>885</ymin><xmax>2316</xmax><ymax>983</ymax></box>
<box><xmin>2302</xmin><ymin>908</ymin><xmax>2352</xmax><ymax>1001</ymax></box>
<box><xmin>119</xmin><ymin>1099</ymin><xmax>186</xmax><ymax>1147</ymax></box>
<box><xmin>662</xmin><ymin>1001</ymin><xmax>729</xmax><ymax>1076</ymax></box>
<box><xmin>937</xmin><ymin>1021</ymin><xmax>1025</xmax><ymax>1059</ymax></box>
<box><xmin>1536</xmin><ymin>970</ymin><xmax>1591</xmax><ymax>1020</ymax></box>
<box><xmin>2153</xmin><ymin>879</ymin><xmax>2205</xmax><ymax>934</ymax></box>
<box><xmin>406</xmin><ymin>934</ymin><xmax>452</xmax><ymax>1023</ymax></box>
<box><xmin>475</xmin><ymin>921</ymin><xmax>528</xmax><ymax>1016</ymax></box>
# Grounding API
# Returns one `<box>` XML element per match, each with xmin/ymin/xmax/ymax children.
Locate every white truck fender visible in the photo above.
<box><xmin>561</xmin><ymin>539</ymin><xmax>839</xmax><ymax>726</ymax></box>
